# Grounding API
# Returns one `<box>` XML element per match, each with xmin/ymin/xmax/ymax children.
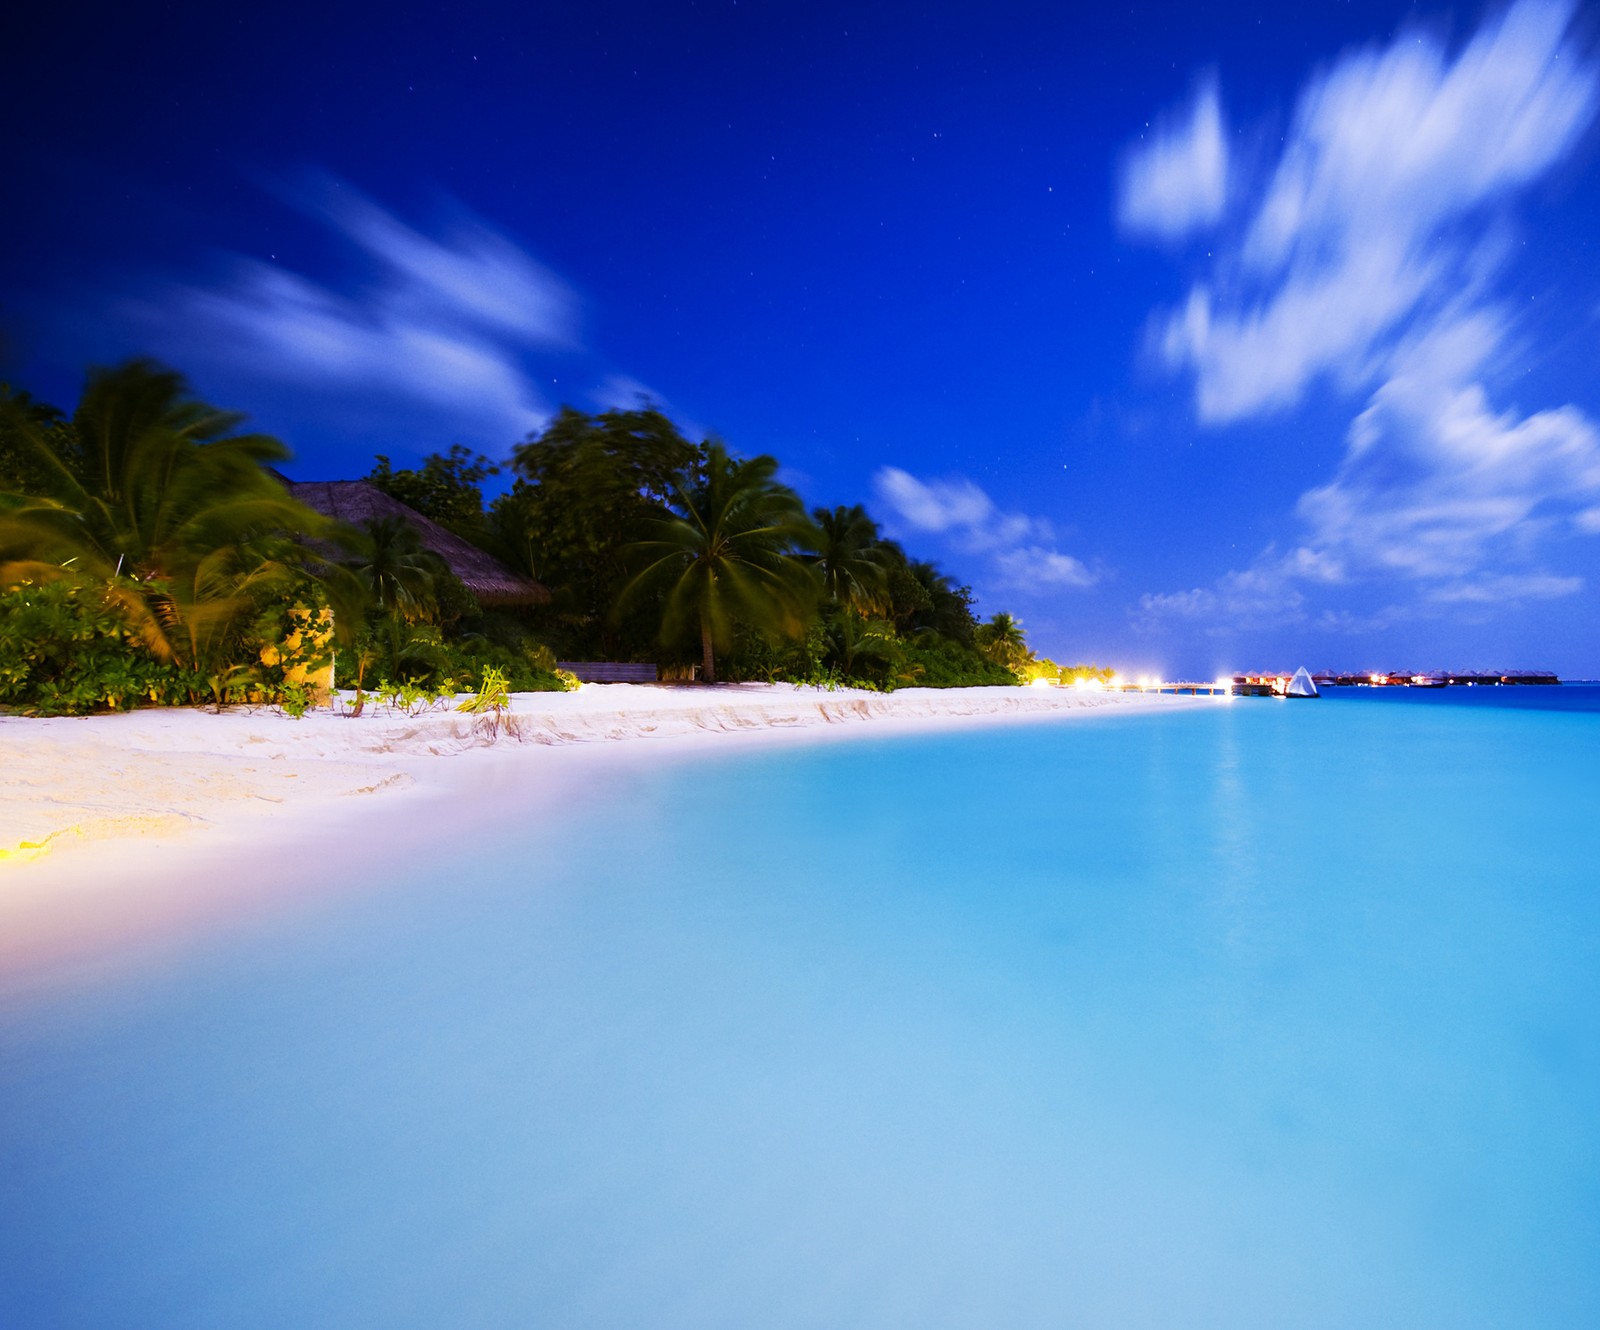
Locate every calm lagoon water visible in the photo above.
<box><xmin>3</xmin><ymin>691</ymin><xmax>1598</xmax><ymax>1328</ymax></box>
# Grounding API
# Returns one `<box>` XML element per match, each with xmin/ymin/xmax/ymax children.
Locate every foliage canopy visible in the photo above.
<box><xmin>0</xmin><ymin>362</ymin><xmax>1049</xmax><ymax>710</ymax></box>
<box><xmin>622</xmin><ymin>442</ymin><xmax>818</xmax><ymax>683</ymax></box>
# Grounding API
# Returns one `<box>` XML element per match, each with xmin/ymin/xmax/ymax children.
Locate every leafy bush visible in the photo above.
<box><xmin>333</xmin><ymin>617</ymin><xmax>573</xmax><ymax>694</ymax></box>
<box><xmin>254</xmin><ymin>600</ymin><xmax>336</xmax><ymax>702</ymax></box>
<box><xmin>278</xmin><ymin>680</ymin><xmax>314</xmax><ymax>719</ymax></box>
<box><xmin>0</xmin><ymin>578</ymin><xmax>186</xmax><ymax>714</ymax></box>
<box><xmin>895</xmin><ymin>635</ymin><xmax>1017</xmax><ymax>688</ymax></box>
<box><xmin>457</xmin><ymin>665</ymin><xmax>511</xmax><ymax>715</ymax></box>
<box><xmin>374</xmin><ymin>677</ymin><xmax>456</xmax><ymax>715</ymax></box>
<box><xmin>0</xmin><ymin>577</ymin><xmax>354</xmax><ymax>716</ymax></box>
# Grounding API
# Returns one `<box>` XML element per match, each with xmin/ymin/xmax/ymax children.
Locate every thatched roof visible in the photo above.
<box><xmin>287</xmin><ymin>480</ymin><xmax>549</xmax><ymax>608</ymax></box>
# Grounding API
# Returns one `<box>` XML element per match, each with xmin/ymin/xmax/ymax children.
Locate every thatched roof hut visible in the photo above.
<box><xmin>287</xmin><ymin>480</ymin><xmax>548</xmax><ymax>608</ymax></box>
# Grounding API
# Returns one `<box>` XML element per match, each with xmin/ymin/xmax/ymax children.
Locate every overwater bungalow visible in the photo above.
<box><xmin>1230</xmin><ymin>669</ymin><xmax>1319</xmax><ymax>697</ymax></box>
<box><xmin>1309</xmin><ymin>670</ymin><xmax>1560</xmax><ymax>688</ymax></box>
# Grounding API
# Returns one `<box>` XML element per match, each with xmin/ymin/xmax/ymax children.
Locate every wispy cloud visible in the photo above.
<box><xmin>873</xmin><ymin>466</ymin><xmax>1096</xmax><ymax>592</ymax></box>
<box><xmin>1154</xmin><ymin>1</ymin><xmax>1594</xmax><ymax>421</ymax></box>
<box><xmin>1295</xmin><ymin>312</ymin><xmax>1600</xmax><ymax>582</ymax></box>
<box><xmin>128</xmin><ymin>178</ymin><xmax>580</xmax><ymax>445</ymax></box>
<box><xmin>1130</xmin><ymin>0</ymin><xmax>1600</xmax><ymax>631</ymax></box>
<box><xmin>314</xmin><ymin>184</ymin><xmax>577</xmax><ymax>345</ymax></box>
<box><xmin>1117</xmin><ymin>79</ymin><xmax>1229</xmax><ymax>241</ymax></box>
<box><xmin>1137</xmin><ymin>560</ymin><xmax>1307</xmax><ymax>635</ymax></box>
<box><xmin>992</xmin><ymin>546</ymin><xmax>1097</xmax><ymax>589</ymax></box>
<box><xmin>874</xmin><ymin>468</ymin><xmax>1036</xmax><ymax>548</ymax></box>
<box><xmin>1427</xmin><ymin>571</ymin><xmax>1584</xmax><ymax>603</ymax></box>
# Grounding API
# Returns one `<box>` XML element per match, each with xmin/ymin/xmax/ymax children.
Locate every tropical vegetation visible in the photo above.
<box><xmin>0</xmin><ymin>359</ymin><xmax>1085</xmax><ymax>715</ymax></box>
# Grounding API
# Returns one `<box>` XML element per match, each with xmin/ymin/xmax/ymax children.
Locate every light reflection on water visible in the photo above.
<box><xmin>2</xmin><ymin>700</ymin><xmax>1598</xmax><ymax>1328</ymax></box>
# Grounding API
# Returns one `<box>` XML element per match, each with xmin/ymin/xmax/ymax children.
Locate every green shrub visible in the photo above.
<box><xmin>278</xmin><ymin>680</ymin><xmax>313</xmax><ymax>719</ymax></box>
<box><xmin>0</xmin><ymin>577</ymin><xmax>350</xmax><ymax>716</ymax></box>
<box><xmin>374</xmin><ymin>677</ymin><xmax>455</xmax><ymax>715</ymax></box>
<box><xmin>895</xmin><ymin>636</ymin><xmax>1017</xmax><ymax>688</ymax></box>
<box><xmin>457</xmin><ymin>665</ymin><xmax>511</xmax><ymax>715</ymax></box>
<box><xmin>332</xmin><ymin>616</ymin><xmax>573</xmax><ymax>695</ymax></box>
<box><xmin>0</xmin><ymin>578</ymin><xmax>186</xmax><ymax>715</ymax></box>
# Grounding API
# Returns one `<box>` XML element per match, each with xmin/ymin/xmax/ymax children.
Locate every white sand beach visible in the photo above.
<box><xmin>0</xmin><ymin>684</ymin><xmax>1218</xmax><ymax>979</ymax></box>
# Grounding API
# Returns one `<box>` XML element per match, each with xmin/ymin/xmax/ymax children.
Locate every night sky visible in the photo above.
<box><xmin>5</xmin><ymin>0</ymin><xmax>1599</xmax><ymax>677</ymax></box>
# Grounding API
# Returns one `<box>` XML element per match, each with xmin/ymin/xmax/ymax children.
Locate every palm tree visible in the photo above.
<box><xmin>975</xmin><ymin>611</ymin><xmax>1031</xmax><ymax>674</ymax></box>
<box><xmin>349</xmin><ymin>515</ymin><xmax>452</xmax><ymax>678</ymax></box>
<box><xmin>352</xmin><ymin>515</ymin><xmax>448</xmax><ymax>620</ymax></box>
<box><xmin>889</xmin><ymin>556</ymin><xmax>979</xmax><ymax>644</ymax></box>
<box><xmin>622</xmin><ymin>442</ymin><xmax>815</xmax><ymax>683</ymax></box>
<box><xmin>0</xmin><ymin>385</ymin><xmax>75</xmax><ymax>495</ymax></box>
<box><xmin>810</xmin><ymin>504</ymin><xmax>889</xmax><ymax>614</ymax></box>
<box><xmin>822</xmin><ymin>609</ymin><xmax>899</xmax><ymax>680</ymax></box>
<box><xmin>0</xmin><ymin>360</ymin><xmax>342</xmax><ymax>682</ymax></box>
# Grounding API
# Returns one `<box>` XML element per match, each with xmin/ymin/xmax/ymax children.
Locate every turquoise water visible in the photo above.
<box><xmin>3</xmin><ymin>695</ymin><xmax>1598</xmax><ymax>1328</ymax></box>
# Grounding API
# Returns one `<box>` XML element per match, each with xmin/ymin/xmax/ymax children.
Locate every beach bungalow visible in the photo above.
<box><xmin>286</xmin><ymin>480</ymin><xmax>549</xmax><ymax>609</ymax></box>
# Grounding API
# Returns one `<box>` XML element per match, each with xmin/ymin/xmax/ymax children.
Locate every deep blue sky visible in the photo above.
<box><xmin>5</xmin><ymin>0</ymin><xmax>1599</xmax><ymax>676</ymax></box>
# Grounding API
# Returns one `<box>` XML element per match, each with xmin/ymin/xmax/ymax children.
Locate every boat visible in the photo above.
<box><xmin>1285</xmin><ymin>666</ymin><xmax>1319</xmax><ymax>699</ymax></box>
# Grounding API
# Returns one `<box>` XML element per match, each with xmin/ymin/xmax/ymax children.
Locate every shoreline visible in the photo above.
<box><xmin>0</xmin><ymin>684</ymin><xmax>1220</xmax><ymax>987</ymax></box>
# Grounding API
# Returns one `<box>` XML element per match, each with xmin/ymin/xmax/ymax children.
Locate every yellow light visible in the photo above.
<box><xmin>1029</xmin><ymin>676</ymin><xmax>1051</xmax><ymax>688</ymax></box>
<box><xmin>1073</xmin><ymin>676</ymin><xmax>1091</xmax><ymax>690</ymax></box>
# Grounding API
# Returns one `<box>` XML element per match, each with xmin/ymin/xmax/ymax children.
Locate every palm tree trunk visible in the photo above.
<box><xmin>385</xmin><ymin>613</ymin><xmax>401</xmax><ymax>679</ymax></box>
<box><xmin>700</xmin><ymin>611</ymin><xmax>716</xmax><ymax>684</ymax></box>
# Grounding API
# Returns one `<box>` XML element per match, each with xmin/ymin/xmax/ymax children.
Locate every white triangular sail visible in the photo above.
<box><xmin>1286</xmin><ymin>666</ymin><xmax>1319</xmax><ymax>698</ymax></box>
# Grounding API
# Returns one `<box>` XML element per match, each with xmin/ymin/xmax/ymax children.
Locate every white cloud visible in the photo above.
<box><xmin>1297</xmin><ymin>321</ymin><xmax>1600</xmax><ymax>580</ymax></box>
<box><xmin>318</xmin><ymin>189</ymin><xmax>576</xmax><ymax>345</ymax></box>
<box><xmin>873</xmin><ymin>467</ymin><xmax>1039</xmax><ymax>549</ymax></box>
<box><xmin>131</xmin><ymin>181</ymin><xmax>584</xmax><ymax>444</ymax></box>
<box><xmin>993</xmin><ymin>546</ymin><xmax>1096</xmax><ymax>589</ymax></box>
<box><xmin>154</xmin><ymin>263</ymin><xmax>549</xmax><ymax>441</ymax></box>
<box><xmin>1138</xmin><ymin>586</ymin><xmax>1216</xmax><ymax>619</ymax></box>
<box><xmin>1118</xmin><ymin>81</ymin><xmax>1229</xmax><ymax>240</ymax></box>
<box><xmin>1427</xmin><ymin>571</ymin><xmax>1584</xmax><ymax>603</ymax></box>
<box><xmin>1161</xmin><ymin>239</ymin><xmax>1437</xmax><ymax>421</ymax></box>
<box><xmin>1131</xmin><ymin>1</ymin><xmax>1600</xmax><ymax>629</ymax></box>
<box><xmin>1314</xmin><ymin>606</ymin><xmax>1401</xmax><ymax>634</ymax></box>
<box><xmin>1138</xmin><ymin>559</ymin><xmax>1306</xmax><ymax>634</ymax></box>
<box><xmin>873</xmin><ymin>466</ymin><xmax>1098</xmax><ymax>593</ymax></box>
<box><xmin>1162</xmin><ymin>0</ymin><xmax>1595</xmax><ymax>421</ymax></box>
<box><xmin>1244</xmin><ymin>2</ymin><xmax>1594</xmax><ymax>273</ymax></box>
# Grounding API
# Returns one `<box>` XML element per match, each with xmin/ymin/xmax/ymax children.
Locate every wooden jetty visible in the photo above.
<box><xmin>1113</xmin><ymin>681</ymin><xmax>1231</xmax><ymax>696</ymax></box>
